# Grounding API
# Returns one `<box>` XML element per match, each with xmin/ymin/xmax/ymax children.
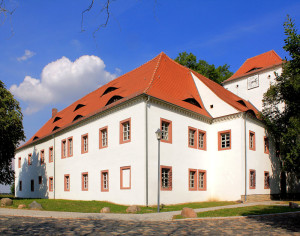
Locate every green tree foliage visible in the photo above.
<box><xmin>262</xmin><ymin>16</ymin><xmax>300</xmax><ymax>179</ymax></box>
<box><xmin>0</xmin><ymin>80</ymin><xmax>25</xmax><ymax>185</ymax></box>
<box><xmin>175</xmin><ymin>52</ymin><xmax>233</xmax><ymax>84</ymax></box>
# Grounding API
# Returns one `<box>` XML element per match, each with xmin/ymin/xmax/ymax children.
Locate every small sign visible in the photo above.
<box><xmin>248</xmin><ymin>75</ymin><xmax>259</xmax><ymax>90</ymax></box>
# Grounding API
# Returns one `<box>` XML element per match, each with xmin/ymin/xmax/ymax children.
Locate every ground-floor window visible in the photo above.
<box><xmin>39</xmin><ymin>176</ymin><xmax>42</xmax><ymax>185</ymax></box>
<box><xmin>120</xmin><ymin>166</ymin><xmax>131</xmax><ymax>189</ymax></box>
<box><xmin>161</xmin><ymin>166</ymin><xmax>172</xmax><ymax>191</ymax></box>
<box><xmin>198</xmin><ymin>170</ymin><xmax>207</xmax><ymax>191</ymax></box>
<box><xmin>19</xmin><ymin>181</ymin><xmax>22</xmax><ymax>191</ymax></box>
<box><xmin>31</xmin><ymin>179</ymin><xmax>34</xmax><ymax>192</ymax></box>
<box><xmin>82</xmin><ymin>173</ymin><xmax>88</xmax><ymax>191</ymax></box>
<box><xmin>101</xmin><ymin>170</ymin><xmax>109</xmax><ymax>192</ymax></box>
<box><xmin>49</xmin><ymin>177</ymin><xmax>53</xmax><ymax>192</ymax></box>
<box><xmin>249</xmin><ymin>170</ymin><xmax>256</xmax><ymax>189</ymax></box>
<box><xmin>264</xmin><ymin>171</ymin><xmax>270</xmax><ymax>189</ymax></box>
<box><xmin>189</xmin><ymin>169</ymin><xmax>197</xmax><ymax>190</ymax></box>
<box><xmin>64</xmin><ymin>174</ymin><xmax>70</xmax><ymax>191</ymax></box>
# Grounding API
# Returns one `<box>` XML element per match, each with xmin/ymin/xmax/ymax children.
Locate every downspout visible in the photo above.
<box><xmin>145</xmin><ymin>96</ymin><xmax>150</xmax><ymax>207</ymax></box>
<box><xmin>244</xmin><ymin>112</ymin><xmax>247</xmax><ymax>202</ymax></box>
<box><xmin>53</xmin><ymin>134</ymin><xmax>56</xmax><ymax>200</ymax></box>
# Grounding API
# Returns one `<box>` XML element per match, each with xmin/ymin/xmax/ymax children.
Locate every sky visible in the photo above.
<box><xmin>1</xmin><ymin>0</ymin><xmax>300</xmax><ymax>144</ymax></box>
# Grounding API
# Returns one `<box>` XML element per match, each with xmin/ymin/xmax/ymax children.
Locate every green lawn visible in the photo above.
<box><xmin>0</xmin><ymin>196</ymin><xmax>236</xmax><ymax>214</ymax></box>
<box><xmin>174</xmin><ymin>205</ymin><xmax>300</xmax><ymax>219</ymax></box>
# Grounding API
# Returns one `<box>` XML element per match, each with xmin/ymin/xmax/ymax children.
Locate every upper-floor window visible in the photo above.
<box><xmin>161</xmin><ymin>166</ymin><xmax>172</xmax><ymax>191</ymax></box>
<box><xmin>218</xmin><ymin>130</ymin><xmax>231</xmax><ymax>150</ymax></box>
<box><xmin>18</xmin><ymin>157</ymin><xmax>21</xmax><ymax>168</ymax></box>
<box><xmin>264</xmin><ymin>137</ymin><xmax>269</xmax><ymax>154</ymax></box>
<box><xmin>28</xmin><ymin>154</ymin><xmax>32</xmax><ymax>165</ymax></box>
<box><xmin>68</xmin><ymin>137</ymin><xmax>73</xmax><ymax>157</ymax></box>
<box><xmin>40</xmin><ymin>150</ymin><xmax>45</xmax><ymax>165</ymax></box>
<box><xmin>198</xmin><ymin>130</ymin><xmax>207</xmax><ymax>150</ymax></box>
<box><xmin>249</xmin><ymin>131</ymin><xmax>255</xmax><ymax>151</ymax></box>
<box><xmin>160</xmin><ymin>118</ymin><xmax>172</xmax><ymax>144</ymax></box>
<box><xmin>49</xmin><ymin>147</ymin><xmax>53</xmax><ymax>163</ymax></box>
<box><xmin>120</xmin><ymin>118</ymin><xmax>131</xmax><ymax>144</ymax></box>
<box><xmin>61</xmin><ymin>139</ymin><xmax>66</xmax><ymax>158</ymax></box>
<box><xmin>188</xmin><ymin>127</ymin><xmax>197</xmax><ymax>148</ymax></box>
<box><xmin>81</xmin><ymin>134</ymin><xmax>88</xmax><ymax>154</ymax></box>
<box><xmin>249</xmin><ymin>170</ymin><xmax>256</xmax><ymax>189</ymax></box>
<box><xmin>99</xmin><ymin>127</ymin><xmax>108</xmax><ymax>149</ymax></box>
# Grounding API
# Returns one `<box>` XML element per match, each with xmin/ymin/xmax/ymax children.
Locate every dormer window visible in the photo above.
<box><xmin>33</xmin><ymin>136</ymin><xmax>39</xmax><ymax>141</ymax></box>
<box><xmin>106</xmin><ymin>95</ymin><xmax>123</xmax><ymax>106</ymax></box>
<box><xmin>52</xmin><ymin>126</ymin><xmax>60</xmax><ymax>132</ymax></box>
<box><xmin>183</xmin><ymin>98</ymin><xmax>202</xmax><ymax>109</ymax></box>
<box><xmin>101</xmin><ymin>87</ymin><xmax>118</xmax><ymax>96</ymax></box>
<box><xmin>237</xmin><ymin>100</ymin><xmax>247</xmax><ymax>107</ymax></box>
<box><xmin>246</xmin><ymin>67</ymin><xmax>262</xmax><ymax>73</ymax></box>
<box><xmin>53</xmin><ymin>117</ymin><xmax>62</xmax><ymax>123</ymax></box>
<box><xmin>74</xmin><ymin>104</ymin><xmax>85</xmax><ymax>112</ymax></box>
<box><xmin>73</xmin><ymin>115</ymin><xmax>83</xmax><ymax>122</ymax></box>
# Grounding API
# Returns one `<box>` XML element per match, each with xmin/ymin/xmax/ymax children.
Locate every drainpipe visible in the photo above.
<box><xmin>53</xmin><ymin>135</ymin><xmax>56</xmax><ymax>200</ymax></box>
<box><xmin>244</xmin><ymin>112</ymin><xmax>247</xmax><ymax>202</ymax></box>
<box><xmin>145</xmin><ymin>96</ymin><xmax>150</xmax><ymax>207</ymax></box>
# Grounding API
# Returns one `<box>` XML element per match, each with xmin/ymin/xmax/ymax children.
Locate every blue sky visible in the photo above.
<box><xmin>1</xmin><ymin>0</ymin><xmax>300</xmax><ymax>143</ymax></box>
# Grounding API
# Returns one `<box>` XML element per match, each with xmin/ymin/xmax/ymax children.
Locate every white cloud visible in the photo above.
<box><xmin>17</xmin><ymin>50</ymin><xmax>36</xmax><ymax>62</ymax></box>
<box><xmin>10</xmin><ymin>55</ymin><xmax>116</xmax><ymax>114</ymax></box>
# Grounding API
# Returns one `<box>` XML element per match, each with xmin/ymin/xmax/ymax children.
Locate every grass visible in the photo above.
<box><xmin>173</xmin><ymin>205</ymin><xmax>300</xmax><ymax>219</ymax></box>
<box><xmin>0</xmin><ymin>195</ymin><xmax>236</xmax><ymax>214</ymax></box>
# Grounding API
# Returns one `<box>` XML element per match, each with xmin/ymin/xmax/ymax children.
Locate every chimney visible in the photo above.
<box><xmin>52</xmin><ymin>108</ymin><xmax>58</xmax><ymax>118</ymax></box>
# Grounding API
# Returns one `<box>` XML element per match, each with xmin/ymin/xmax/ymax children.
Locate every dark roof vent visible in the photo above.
<box><xmin>102</xmin><ymin>87</ymin><xmax>118</xmax><ymax>96</ymax></box>
<box><xmin>53</xmin><ymin>117</ymin><xmax>62</xmax><ymax>123</ymax></box>
<box><xmin>74</xmin><ymin>104</ymin><xmax>85</xmax><ymax>112</ymax></box>
<box><xmin>183</xmin><ymin>98</ymin><xmax>202</xmax><ymax>109</ymax></box>
<box><xmin>52</xmin><ymin>126</ymin><xmax>60</xmax><ymax>132</ymax></box>
<box><xmin>246</xmin><ymin>67</ymin><xmax>262</xmax><ymax>73</ymax></box>
<box><xmin>237</xmin><ymin>100</ymin><xmax>247</xmax><ymax>107</ymax></box>
<box><xmin>73</xmin><ymin>115</ymin><xmax>83</xmax><ymax>122</ymax></box>
<box><xmin>106</xmin><ymin>95</ymin><xmax>123</xmax><ymax>106</ymax></box>
<box><xmin>33</xmin><ymin>136</ymin><xmax>39</xmax><ymax>141</ymax></box>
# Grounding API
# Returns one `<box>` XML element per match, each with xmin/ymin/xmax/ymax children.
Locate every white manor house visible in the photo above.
<box><xmin>15</xmin><ymin>51</ymin><xmax>282</xmax><ymax>205</ymax></box>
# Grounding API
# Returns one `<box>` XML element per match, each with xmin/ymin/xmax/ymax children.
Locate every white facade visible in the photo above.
<box><xmin>223</xmin><ymin>66</ymin><xmax>282</xmax><ymax>111</ymax></box>
<box><xmin>15</xmin><ymin>95</ymin><xmax>280</xmax><ymax>205</ymax></box>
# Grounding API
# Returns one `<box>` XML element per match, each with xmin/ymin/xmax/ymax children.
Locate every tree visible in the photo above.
<box><xmin>175</xmin><ymin>52</ymin><xmax>233</xmax><ymax>84</ymax></box>
<box><xmin>0</xmin><ymin>80</ymin><xmax>25</xmax><ymax>185</ymax></box>
<box><xmin>262</xmin><ymin>16</ymin><xmax>300</xmax><ymax>192</ymax></box>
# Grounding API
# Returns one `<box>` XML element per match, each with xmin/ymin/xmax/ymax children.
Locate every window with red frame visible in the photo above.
<box><xmin>28</xmin><ymin>154</ymin><xmax>32</xmax><ymax>165</ymax></box>
<box><xmin>161</xmin><ymin>166</ymin><xmax>172</xmax><ymax>191</ymax></box>
<box><xmin>68</xmin><ymin>137</ymin><xmax>73</xmax><ymax>157</ymax></box>
<box><xmin>81</xmin><ymin>134</ymin><xmax>88</xmax><ymax>153</ymax></box>
<box><xmin>198</xmin><ymin>130</ymin><xmax>206</xmax><ymax>150</ymax></box>
<box><xmin>250</xmin><ymin>170</ymin><xmax>256</xmax><ymax>189</ymax></box>
<box><xmin>99</xmin><ymin>127</ymin><xmax>108</xmax><ymax>149</ymax></box>
<box><xmin>40</xmin><ymin>150</ymin><xmax>45</xmax><ymax>165</ymax></box>
<box><xmin>18</xmin><ymin>157</ymin><xmax>21</xmax><ymax>168</ymax></box>
<box><xmin>101</xmin><ymin>170</ymin><xmax>109</xmax><ymax>192</ymax></box>
<box><xmin>64</xmin><ymin>175</ymin><xmax>70</xmax><ymax>191</ymax></box>
<box><xmin>120</xmin><ymin>166</ymin><xmax>131</xmax><ymax>189</ymax></box>
<box><xmin>82</xmin><ymin>173</ymin><xmax>88</xmax><ymax>191</ymax></box>
<box><xmin>160</xmin><ymin>118</ymin><xmax>172</xmax><ymax>143</ymax></box>
<box><xmin>264</xmin><ymin>137</ymin><xmax>269</xmax><ymax>154</ymax></box>
<box><xmin>120</xmin><ymin>119</ymin><xmax>131</xmax><ymax>144</ymax></box>
<box><xmin>189</xmin><ymin>169</ymin><xmax>197</xmax><ymax>190</ymax></box>
<box><xmin>249</xmin><ymin>131</ymin><xmax>255</xmax><ymax>150</ymax></box>
<box><xmin>61</xmin><ymin>139</ymin><xmax>66</xmax><ymax>158</ymax></box>
<box><xmin>188</xmin><ymin>127</ymin><xmax>197</xmax><ymax>148</ymax></box>
<box><xmin>49</xmin><ymin>177</ymin><xmax>53</xmax><ymax>192</ymax></box>
<box><xmin>198</xmin><ymin>170</ymin><xmax>207</xmax><ymax>191</ymax></box>
<box><xmin>264</xmin><ymin>171</ymin><xmax>270</xmax><ymax>189</ymax></box>
<box><xmin>49</xmin><ymin>147</ymin><xmax>53</xmax><ymax>163</ymax></box>
<box><xmin>218</xmin><ymin>130</ymin><xmax>231</xmax><ymax>150</ymax></box>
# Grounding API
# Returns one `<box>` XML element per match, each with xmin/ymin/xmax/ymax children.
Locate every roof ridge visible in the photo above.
<box><xmin>143</xmin><ymin>52</ymin><xmax>164</xmax><ymax>93</ymax></box>
<box><xmin>245</xmin><ymin>50</ymin><xmax>281</xmax><ymax>62</ymax></box>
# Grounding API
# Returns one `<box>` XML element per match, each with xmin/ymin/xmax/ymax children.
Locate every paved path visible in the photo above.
<box><xmin>0</xmin><ymin>213</ymin><xmax>299</xmax><ymax>235</ymax></box>
<box><xmin>0</xmin><ymin>201</ymin><xmax>290</xmax><ymax>221</ymax></box>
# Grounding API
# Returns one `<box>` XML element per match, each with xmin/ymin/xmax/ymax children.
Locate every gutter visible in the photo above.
<box><xmin>53</xmin><ymin>135</ymin><xmax>56</xmax><ymax>200</ymax></box>
<box><xmin>244</xmin><ymin>111</ymin><xmax>247</xmax><ymax>202</ymax></box>
<box><xmin>145</xmin><ymin>96</ymin><xmax>150</xmax><ymax>206</ymax></box>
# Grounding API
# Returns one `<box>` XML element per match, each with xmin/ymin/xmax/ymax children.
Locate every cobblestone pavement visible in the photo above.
<box><xmin>0</xmin><ymin>213</ymin><xmax>299</xmax><ymax>235</ymax></box>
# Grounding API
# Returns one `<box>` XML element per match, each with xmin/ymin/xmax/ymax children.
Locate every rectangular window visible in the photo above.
<box><xmin>264</xmin><ymin>137</ymin><xmax>269</xmax><ymax>154</ymax></box>
<box><xmin>101</xmin><ymin>170</ymin><xmax>109</xmax><ymax>192</ymax></box>
<box><xmin>189</xmin><ymin>169</ymin><xmax>197</xmax><ymax>191</ymax></box>
<box><xmin>67</xmin><ymin>137</ymin><xmax>73</xmax><ymax>157</ymax></box>
<box><xmin>82</xmin><ymin>172</ymin><xmax>88</xmax><ymax>191</ymax></box>
<box><xmin>198</xmin><ymin>170</ymin><xmax>207</xmax><ymax>191</ymax></box>
<box><xmin>160</xmin><ymin>118</ymin><xmax>172</xmax><ymax>143</ymax></box>
<box><xmin>218</xmin><ymin>130</ymin><xmax>231</xmax><ymax>150</ymax></box>
<box><xmin>161</xmin><ymin>166</ymin><xmax>172</xmax><ymax>191</ymax></box>
<box><xmin>49</xmin><ymin>177</ymin><xmax>53</xmax><ymax>192</ymax></box>
<box><xmin>18</xmin><ymin>157</ymin><xmax>21</xmax><ymax>168</ymax></box>
<box><xmin>249</xmin><ymin>170</ymin><xmax>256</xmax><ymax>189</ymax></box>
<box><xmin>188</xmin><ymin>127</ymin><xmax>197</xmax><ymax>148</ymax></box>
<box><xmin>39</xmin><ymin>176</ymin><xmax>42</xmax><ymax>185</ymax></box>
<box><xmin>31</xmin><ymin>179</ymin><xmax>34</xmax><ymax>192</ymax></box>
<box><xmin>64</xmin><ymin>174</ymin><xmax>70</xmax><ymax>191</ymax></box>
<box><xmin>99</xmin><ymin>127</ymin><xmax>108</xmax><ymax>149</ymax></box>
<box><xmin>120</xmin><ymin>166</ymin><xmax>131</xmax><ymax>189</ymax></box>
<box><xmin>198</xmin><ymin>130</ymin><xmax>207</xmax><ymax>150</ymax></box>
<box><xmin>249</xmin><ymin>131</ymin><xmax>256</xmax><ymax>151</ymax></box>
<box><xmin>120</xmin><ymin>118</ymin><xmax>131</xmax><ymax>144</ymax></box>
<box><xmin>40</xmin><ymin>150</ymin><xmax>45</xmax><ymax>165</ymax></box>
<box><xmin>61</xmin><ymin>139</ymin><xmax>66</xmax><ymax>158</ymax></box>
<box><xmin>19</xmin><ymin>181</ymin><xmax>22</xmax><ymax>191</ymax></box>
<box><xmin>264</xmin><ymin>171</ymin><xmax>270</xmax><ymax>189</ymax></box>
<box><xmin>49</xmin><ymin>146</ymin><xmax>53</xmax><ymax>163</ymax></box>
<box><xmin>81</xmin><ymin>134</ymin><xmax>88</xmax><ymax>154</ymax></box>
<box><xmin>28</xmin><ymin>154</ymin><xmax>32</xmax><ymax>165</ymax></box>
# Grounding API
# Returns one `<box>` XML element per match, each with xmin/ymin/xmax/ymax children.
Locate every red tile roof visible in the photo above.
<box><xmin>223</xmin><ymin>50</ymin><xmax>282</xmax><ymax>83</ymax></box>
<box><xmin>20</xmin><ymin>52</ymin><xmax>259</xmax><ymax>149</ymax></box>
